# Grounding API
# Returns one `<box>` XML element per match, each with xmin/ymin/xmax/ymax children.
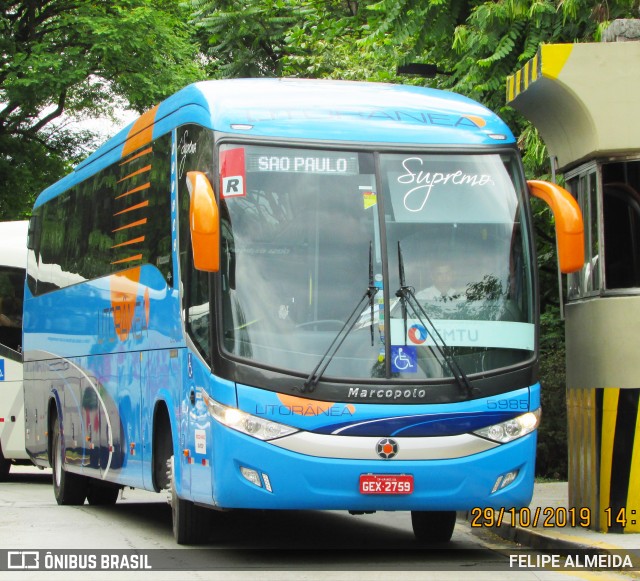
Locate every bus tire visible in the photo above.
<box><xmin>411</xmin><ymin>510</ymin><xmax>456</xmax><ymax>543</ymax></box>
<box><xmin>52</xmin><ymin>416</ymin><xmax>87</xmax><ymax>505</ymax></box>
<box><xmin>168</xmin><ymin>456</ymin><xmax>209</xmax><ymax>545</ymax></box>
<box><xmin>0</xmin><ymin>445</ymin><xmax>11</xmax><ymax>481</ymax></box>
<box><xmin>86</xmin><ymin>480</ymin><xmax>121</xmax><ymax>505</ymax></box>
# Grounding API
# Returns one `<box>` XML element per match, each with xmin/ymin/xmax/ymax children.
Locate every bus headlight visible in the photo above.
<box><xmin>473</xmin><ymin>408</ymin><xmax>540</xmax><ymax>444</ymax></box>
<box><xmin>202</xmin><ymin>391</ymin><xmax>298</xmax><ymax>441</ymax></box>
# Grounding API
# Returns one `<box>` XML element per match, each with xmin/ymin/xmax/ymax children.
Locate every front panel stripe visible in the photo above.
<box><xmin>271</xmin><ymin>431</ymin><xmax>499</xmax><ymax>460</ymax></box>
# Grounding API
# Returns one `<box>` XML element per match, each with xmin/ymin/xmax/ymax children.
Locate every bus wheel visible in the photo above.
<box><xmin>168</xmin><ymin>456</ymin><xmax>209</xmax><ymax>545</ymax></box>
<box><xmin>86</xmin><ymin>481</ymin><xmax>121</xmax><ymax>505</ymax></box>
<box><xmin>0</xmin><ymin>446</ymin><xmax>11</xmax><ymax>481</ymax></box>
<box><xmin>52</xmin><ymin>416</ymin><xmax>87</xmax><ymax>505</ymax></box>
<box><xmin>411</xmin><ymin>511</ymin><xmax>456</xmax><ymax>543</ymax></box>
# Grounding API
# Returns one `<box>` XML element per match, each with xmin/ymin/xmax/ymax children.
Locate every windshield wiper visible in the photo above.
<box><xmin>300</xmin><ymin>242</ymin><xmax>379</xmax><ymax>394</ymax></box>
<box><xmin>395</xmin><ymin>242</ymin><xmax>478</xmax><ymax>400</ymax></box>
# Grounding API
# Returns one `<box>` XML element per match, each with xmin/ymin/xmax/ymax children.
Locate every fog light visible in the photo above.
<box><xmin>491</xmin><ymin>469</ymin><xmax>519</xmax><ymax>494</ymax></box>
<box><xmin>262</xmin><ymin>473</ymin><xmax>273</xmax><ymax>492</ymax></box>
<box><xmin>501</xmin><ymin>470</ymin><xmax>518</xmax><ymax>488</ymax></box>
<box><xmin>240</xmin><ymin>466</ymin><xmax>262</xmax><ymax>487</ymax></box>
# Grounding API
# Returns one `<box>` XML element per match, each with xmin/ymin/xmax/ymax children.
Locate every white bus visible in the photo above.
<box><xmin>0</xmin><ymin>220</ymin><xmax>30</xmax><ymax>479</ymax></box>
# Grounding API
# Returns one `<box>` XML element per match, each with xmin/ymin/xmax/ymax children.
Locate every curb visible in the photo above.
<box><xmin>489</xmin><ymin>522</ymin><xmax>596</xmax><ymax>551</ymax></box>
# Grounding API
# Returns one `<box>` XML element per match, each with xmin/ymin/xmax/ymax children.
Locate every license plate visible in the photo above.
<box><xmin>359</xmin><ymin>474</ymin><xmax>414</xmax><ymax>495</ymax></box>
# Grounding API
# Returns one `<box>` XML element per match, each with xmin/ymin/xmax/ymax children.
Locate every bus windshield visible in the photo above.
<box><xmin>219</xmin><ymin>144</ymin><xmax>533</xmax><ymax>380</ymax></box>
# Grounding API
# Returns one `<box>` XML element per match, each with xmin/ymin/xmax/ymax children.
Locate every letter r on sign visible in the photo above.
<box><xmin>223</xmin><ymin>176</ymin><xmax>244</xmax><ymax>197</ymax></box>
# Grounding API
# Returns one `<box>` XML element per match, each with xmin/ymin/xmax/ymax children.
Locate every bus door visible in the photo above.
<box><xmin>176</xmin><ymin>124</ymin><xmax>216</xmax><ymax>504</ymax></box>
<box><xmin>0</xmin><ymin>347</ymin><xmax>26</xmax><ymax>463</ymax></box>
<box><xmin>183</xmin><ymin>352</ymin><xmax>212</xmax><ymax>504</ymax></box>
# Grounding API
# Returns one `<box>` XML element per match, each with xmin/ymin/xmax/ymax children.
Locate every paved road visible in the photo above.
<box><xmin>0</xmin><ymin>466</ymin><xmax>633</xmax><ymax>581</ymax></box>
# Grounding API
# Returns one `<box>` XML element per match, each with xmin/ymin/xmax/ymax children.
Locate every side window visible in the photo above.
<box><xmin>602</xmin><ymin>160</ymin><xmax>640</xmax><ymax>289</ymax></box>
<box><xmin>567</xmin><ymin>160</ymin><xmax>640</xmax><ymax>298</ymax></box>
<box><xmin>26</xmin><ymin>214</ymin><xmax>40</xmax><ymax>296</ymax></box>
<box><xmin>31</xmin><ymin>134</ymin><xmax>173</xmax><ymax>295</ymax></box>
<box><xmin>566</xmin><ymin>167</ymin><xmax>600</xmax><ymax>299</ymax></box>
<box><xmin>177</xmin><ymin>125</ymin><xmax>214</xmax><ymax>359</ymax></box>
<box><xmin>38</xmin><ymin>190</ymin><xmax>77</xmax><ymax>293</ymax></box>
<box><xmin>0</xmin><ymin>266</ymin><xmax>24</xmax><ymax>353</ymax></box>
<box><xmin>106</xmin><ymin>132</ymin><xmax>173</xmax><ymax>282</ymax></box>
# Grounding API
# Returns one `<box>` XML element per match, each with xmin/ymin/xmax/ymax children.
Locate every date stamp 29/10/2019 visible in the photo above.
<box><xmin>469</xmin><ymin>506</ymin><xmax>638</xmax><ymax>529</ymax></box>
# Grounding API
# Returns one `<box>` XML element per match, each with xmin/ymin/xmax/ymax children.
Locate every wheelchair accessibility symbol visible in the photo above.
<box><xmin>391</xmin><ymin>345</ymin><xmax>417</xmax><ymax>373</ymax></box>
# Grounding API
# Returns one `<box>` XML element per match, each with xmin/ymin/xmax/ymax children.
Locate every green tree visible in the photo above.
<box><xmin>189</xmin><ymin>0</ymin><xmax>407</xmax><ymax>82</ymax></box>
<box><xmin>365</xmin><ymin>0</ymin><xmax>639</xmax><ymax>116</ymax></box>
<box><xmin>189</xmin><ymin>0</ymin><xmax>312</xmax><ymax>78</ymax></box>
<box><xmin>537</xmin><ymin>303</ymin><xmax>569</xmax><ymax>479</ymax></box>
<box><xmin>0</xmin><ymin>0</ymin><xmax>203</xmax><ymax>219</ymax></box>
<box><xmin>281</xmin><ymin>0</ymin><xmax>406</xmax><ymax>81</ymax></box>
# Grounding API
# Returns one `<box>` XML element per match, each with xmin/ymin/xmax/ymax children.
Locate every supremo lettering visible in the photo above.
<box><xmin>257</xmin><ymin>155</ymin><xmax>350</xmax><ymax>173</ymax></box>
<box><xmin>398</xmin><ymin>157</ymin><xmax>494</xmax><ymax>212</ymax></box>
<box><xmin>177</xmin><ymin>129</ymin><xmax>197</xmax><ymax>178</ymax></box>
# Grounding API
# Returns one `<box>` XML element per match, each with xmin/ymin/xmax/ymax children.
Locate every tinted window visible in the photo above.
<box><xmin>0</xmin><ymin>266</ymin><xmax>24</xmax><ymax>353</ymax></box>
<box><xmin>30</xmin><ymin>134</ymin><xmax>173</xmax><ymax>295</ymax></box>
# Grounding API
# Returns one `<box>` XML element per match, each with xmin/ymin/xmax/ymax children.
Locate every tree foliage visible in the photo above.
<box><xmin>281</xmin><ymin>1</ymin><xmax>407</xmax><ymax>82</ymax></box>
<box><xmin>537</xmin><ymin>303</ymin><xmax>569</xmax><ymax>479</ymax></box>
<box><xmin>0</xmin><ymin>0</ymin><xmax>203</xmax><ymax>218</ymax></box>
<box><xmin>365</xmin><ymin>0</ymin><xmax>639</xmax><ymax>112</ymax></box>
<box><xmin>188</xmin><ymin>0</ymin><xmax>412</xmax><ymax>82</ymax></box>
<box><xmin>189</xmin><ymin>0</ymin><xmax>313</xmax><ymax>78</ymax></box>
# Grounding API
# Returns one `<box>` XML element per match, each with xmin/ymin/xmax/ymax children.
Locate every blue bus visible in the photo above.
<box><xmin>23</xmin><ymin>79</ymin><xmax>583</xmax><ymax>544</ymax></box>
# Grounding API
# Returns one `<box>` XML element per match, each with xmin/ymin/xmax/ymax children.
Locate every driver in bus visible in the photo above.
<box><xmin>415</xmin><ymin>260</ymin><xmax>466</xmax><ymax>303</ymax></box>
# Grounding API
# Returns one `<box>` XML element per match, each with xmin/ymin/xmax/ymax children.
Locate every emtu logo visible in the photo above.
<box><xmin>408</xmin><ymin>324</ymin><xmax>428</xmax><ymax>345</ymax></box>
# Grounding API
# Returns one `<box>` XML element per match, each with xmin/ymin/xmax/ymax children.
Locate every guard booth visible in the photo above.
<box><xmin>507</xmin><ymin>27</ymin><xmax>640</xmax><ymax>533</ymax></box>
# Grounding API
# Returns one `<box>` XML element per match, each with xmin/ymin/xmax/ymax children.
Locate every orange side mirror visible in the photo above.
<box><xmin>186</xmin><ymin>171</ymin><xmax>220</xmax><ymax>272</ymax></box>
<box><xmin>527</xmin><ymin>180</ymin><xmax>585</xmax><ymax>274</ymax></box>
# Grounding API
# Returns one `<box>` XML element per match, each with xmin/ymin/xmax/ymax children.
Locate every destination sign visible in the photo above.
<box><xmin>245</xmin><ymin>148</ymin><xmax>359</xmax><ymax>175</ymax></box>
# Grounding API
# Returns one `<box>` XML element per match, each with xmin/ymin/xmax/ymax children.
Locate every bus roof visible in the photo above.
<box><xmin>0</xmin><ymin>220</ymin><xmax>28</xmax><ymax>269</ymax></box>
<box><xmin>37</xmin><ymin>79</ymin><xmax>515</xmax><ymax>207</ymax></box>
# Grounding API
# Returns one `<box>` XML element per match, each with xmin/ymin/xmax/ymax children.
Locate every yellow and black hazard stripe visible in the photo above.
<box><xmin>506</xmin><ymin>50</ymin><xmax>540</xmax><ymax>104</ymax></box>
<box><xmin>506</xmin><ymin>44</ymin><xmax>574</xmax><ymax>105</ymax></box>
<box><xmin>567</xmin><ymin>387</ymin><xmax>640</xmax><ymax>532</ymax></box>
<box><xmin>600</xmin><ymin>388</ymin><xmax>640</xmax><ymax>533</ymax></box>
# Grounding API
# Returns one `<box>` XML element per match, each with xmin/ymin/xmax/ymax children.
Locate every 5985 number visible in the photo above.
<box><xmin>486</xmin><ymin>399</ymin><xmax>528</xmax><ymax>410</ymax></box>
